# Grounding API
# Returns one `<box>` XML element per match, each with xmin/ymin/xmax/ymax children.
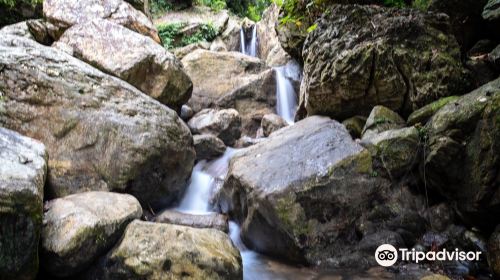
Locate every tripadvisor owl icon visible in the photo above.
<box><xmin>375</xmin><ymin>244</ymin><xmax>398</xmax><ymax>267</ymax></box>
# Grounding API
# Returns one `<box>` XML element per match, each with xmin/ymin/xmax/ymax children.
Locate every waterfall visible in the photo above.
<box><xmin>274</xmin><ymin>61</ymin><xmax>301</xmax><ymax>124</ymax></box>
<box><xmin>176</xmin><ymin>148</ymin><xmax>237</xmax><ymax>215</ymax></box>
<box><xmin>248</xmin><ymin>25</ymin><xmax>257</xmax><ymax>57</ymax></box>
<box><xmin>240</xmin><ymin>25</ymin><xmax>258</xmax><ymax>57</ymax></box>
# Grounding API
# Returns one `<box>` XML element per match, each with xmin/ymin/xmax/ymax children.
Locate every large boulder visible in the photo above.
<box><xmin>41</xmin><ymin>192</ymin><xmax>142</xmax><ymax>277</ymax></box>
<box><xmin>182</xmin><ymin>50</ymin><xmax>277</xmax><ymax>137</ymax></box>
<box><xmin>422</xmin><ymin>78</ymin><xmax>500</xmax><ymax>226</ymax></box>
<box><xmin>256</xmin><ymin>3</ymin><xmax>291</xmax><ymax>66</ymax></box>
<box><xmin>0</xmin><ymin>128</ymin><xmax>47</xmax><ymax>280</ymax></box>
<box><xmin>300</xmin><ymin>5</ymin><xmax>472</xmax><ymax>120</ymax></box>
<box><xmin>88</xmin><ymin>220</ymin><xmax>242</xmax><ymax>280</ymax></box>
<box><xmin>54</xmin><ymin>19</ymin><xmax>192</xmax><ymax>111</ymax></box>
<box><xmin>0</xmin><ymin>35</ymin><xmax>195</xmax><ymax>209</ymax></box>
<box><xmin>43</xmin><ymin>0</ymin><xmax>160</xmax><ymax>42</ymax></box>
<box><xmin>218</xmin><ymin>116</ymin><xmax>400</xmax><ymax>267</ymax></box>
<box><xmin>188</xmin><ymin>109</ymin><xmax>242</xmax><ymax>146</ymax></box>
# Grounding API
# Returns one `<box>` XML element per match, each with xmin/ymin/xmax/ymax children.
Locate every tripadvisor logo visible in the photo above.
<box><xmin>374</xmin><ymin>244</ymin><xmax>482</xmax><ymax>267</ymax></box>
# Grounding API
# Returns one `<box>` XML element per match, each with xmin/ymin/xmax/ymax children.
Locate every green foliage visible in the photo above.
<box><xmin>182</xmin><ymin>23</ymin><xmax>218</xmax><ymax>45</ymax></box>
<box><xmin>412</xmin><ymin>0</ymin><xmax>430</xmax><ymax>10</ymax></box>
<box><xmin>383</xmin><ymin>0</ymin><xmax>405</xmax><ymax>7</ymax></box>
<box><xmin>0</xmin><ymin>0</ymin><xmax>41</xmax><ymax>7</ymax></box>
<box><xmin>225</xmin><ymin>0</ymin><xmax>272</xmax><ymax>21</ymax></box>
<box><xmin>150</xmin><ymin>0</ymin><xmax>173</xmax><ymax>16</ymax></box>
<box><xmin>196</xmin><ymin>0</ymin><xmax>227</xmax><ymax>11</ymax></box>
<box><xmin>157</xmin><ymin>22</ymin><xmax>217</xmax><ymax>49</ymax></box>
<box><xmin>157</xmin><ymin>23</ymin><xmax>184</xmax><ymax>49</ymax></box>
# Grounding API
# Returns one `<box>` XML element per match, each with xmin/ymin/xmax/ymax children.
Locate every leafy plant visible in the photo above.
<box><xmin>412</xmin><ymin>0</ymin><xmax>430</xmax><ymax>10</ymax></box>
<box><xmin>157</xmin><ymin>22</ymin><xmax>217</xmax><ymax>49</ymax></box>
<box><xmin>150</xmin><ymin>0</ymin><xmax>173</xmax><ymax>17</ymax></box>
<box><xmin>383</xmin><ymin>0</ymin><xmax>406</xmax><ymax>7</ymax></box>
<box><xmin>0</xmin><ymin>0</ymin><xmax>41</xmax><ymax>7</ymax></box>
<box><xmin>182</xmin><ymin>23</ymin><xmax>218</xmax><ymax>45</ymax></box>
<box><xmin>196</xmin><ymin>0</ymin><xmax>227</xmax><ymax>11</ymax></box>
<box><xmin>157</xmin><ymin>23</ymin><xmax>184</xmax><ymax>49</ymax></box>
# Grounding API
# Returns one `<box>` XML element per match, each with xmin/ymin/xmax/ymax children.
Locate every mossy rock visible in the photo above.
<box><xmin>423</xmin><ymin>77</ymin><xmax>500</xmax><ymax>227</ymax></box>
<box><xmin>407</xmin><ymin>96</ymin><xmax>460</xmax><ymax>125</ymax></box>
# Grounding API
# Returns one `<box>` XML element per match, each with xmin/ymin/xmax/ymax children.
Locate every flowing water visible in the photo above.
<box><xmin>274</xmin><ymin>61</ymin><xmax>301</xmax><ymax>124</ymax></box>
<box><xmin>240</xmin><ymin>25</ymin><xmax>258</xmax><ymax>57</ymax></box>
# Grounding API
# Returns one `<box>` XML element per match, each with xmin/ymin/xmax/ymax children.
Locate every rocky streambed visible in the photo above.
<box><xmin>0</xmin><ymin>0</ymin><xmax>499</xmax><ymax>280</ymax></box>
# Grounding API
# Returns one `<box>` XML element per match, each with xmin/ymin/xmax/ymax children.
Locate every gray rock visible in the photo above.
<box><xmin>0</xmin><ymin>128</ymin><xmax>47</xmax><ymax>280</ymax></box>
<box><xmin>54</xmin><ymin>19</ymin><xmax>192</xmax><ymax>111</ymax></box>
<box><xmin>41</xmin><ymin>192</ymin><xmax>142</xmax><ymax>277</ymax></box>
<box><xmin>300</xmin><ymin>4</ymin><xmax>472</xmax><ymax>119</ymax></box>
<box><xmin>0</xmin><ymin>35</ymin><xmax>195</xmax><ymax>209</ymax></box>
<box><xmin>218</xmin><ymin>116</ymin><xmax>392</xmax><ymax>267</ymax></box>
<box><xmin>194</xmin><ymin>134</ymin><xmax>227</xmax><ymax>161</ymax></box>
<box><xmin>154</xmin><ymin>210</ymin><xmax>228</xmax><ymax>232</ymax></box>
<box><xmin>260</xmin><ymin>113</ymin><xmax>288</xmax><ymax>137</ymax></box>
<box><xmin>188</xmin><ymin>109</ymin><xmax>241</xmax><ymax>146</ymax></box>
<box><xmin>89</xmin><ymin>220</ymin><xmax>242</xmax><ymax>280</ymax></box>
<box><xmin>43</xmin><ymin>0</ymin><xmax>160</xmax><ymax>42</ymax></box>
<box><xmin>361</xmin><ymin>106</ymin><xmax>406</xmax><ymax>139</ymax></box>
<box><xmin>422</xmin><ymin>77</ymin><xmax>500</xmax><ymax>225</ymax></box>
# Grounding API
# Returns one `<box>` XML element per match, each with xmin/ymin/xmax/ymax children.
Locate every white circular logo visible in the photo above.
<box><xmin>375</xmin><ymin>244</ymin><xmax>398</xmax><ymax>267</ymax></box>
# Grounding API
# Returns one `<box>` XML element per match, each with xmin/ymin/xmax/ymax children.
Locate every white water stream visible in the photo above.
<box><xmin>240</xmin><ymin>25</ymin><xmax>258</xmax><ymax>57</ymax></box>
<box><xmin>274</xmin><ymin>61</ymin><xmax>300</xmax><ymax>124</ymax></box>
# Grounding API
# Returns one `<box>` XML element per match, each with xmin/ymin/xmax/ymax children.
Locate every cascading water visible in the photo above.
<box><xmin>176</xmin><ymin>148</ymin><xmax>237</xmax><ymax>214</ymax></box>
<box><xmin>274</xmin><ymin>61</ymin><xmax>302</xmax><ymax>124</ymax></box>
<box><xmin>240</xmin><ymin>25</ymin><xmax>258</xmax><ymax>57</ymax></box>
